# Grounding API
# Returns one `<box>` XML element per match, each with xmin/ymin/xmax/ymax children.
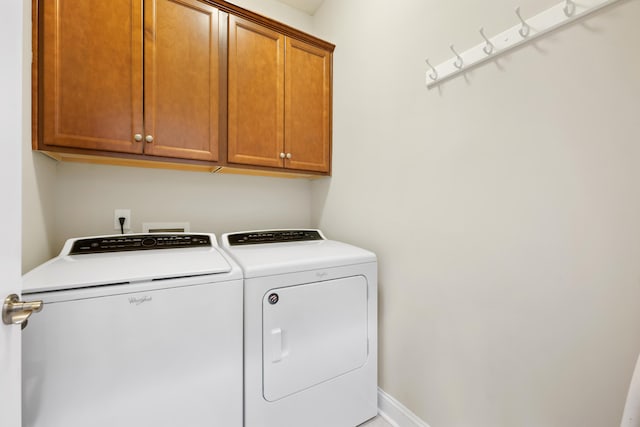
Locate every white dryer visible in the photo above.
<box><xmin>221</xmin><ymin>230</ymin><xmax>378</xmax><ymax>427</ymax></box>
<box><xmin>22</xmin><ymin>233</ymin><xmax>243</xmax><ymax>427</ymax></box>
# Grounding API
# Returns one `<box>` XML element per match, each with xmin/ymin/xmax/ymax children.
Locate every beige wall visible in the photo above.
<box><xmin>52</xmin><ymin>163</ymin><xmax>312</xmax><ymax>250</ymax></box>
<box><xmin>311</xmin><ymin>0</ymin><xmax>640</xmax><ymax>426</ymax></box>
<box><xmin>21</xmin><ymin>0</ymin><xmax>315</xmax><ymax>272</ymax></box>
<box><xmin>230</xmin><ymin>0</ymin><xmax>313</xmax><ymax>30</ymax></box>
<box><xmin>21</xmin><ymin>153</ymin><xmax>57</xmax><ymax>273</ymax></box>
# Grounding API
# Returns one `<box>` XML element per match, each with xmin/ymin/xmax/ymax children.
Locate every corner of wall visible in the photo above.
<box><xmin>22</xmin><ymin>151</ymin><xmax>58</xmax><ymax>273</ymax></box>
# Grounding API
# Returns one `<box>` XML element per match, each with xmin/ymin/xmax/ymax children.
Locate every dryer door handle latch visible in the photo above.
<box><xmin>271</xmin><ymin>328</ymin><xmax>283</xmax><ymax>363</ymax></box>
<box><xmin>2</xmin><ymin>294</ymin><xmax>43</xmax><ymax>330</ymax></box>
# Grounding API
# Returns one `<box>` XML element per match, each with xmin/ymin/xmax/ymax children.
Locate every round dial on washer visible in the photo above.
<box><xmin>142</xmin><ymin>238</ymin><xmax>156</xmax><ymax>247</ymax></box>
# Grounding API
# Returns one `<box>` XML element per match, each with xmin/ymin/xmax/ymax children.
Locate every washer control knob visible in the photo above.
<box><xmin>142</xmin><ymin>237</ymin><xmax>156</xmax><ymax>247</ymax></box>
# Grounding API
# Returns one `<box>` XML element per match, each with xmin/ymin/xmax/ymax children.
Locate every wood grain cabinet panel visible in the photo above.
<box><xmin>41</xmin><ymin>0</ymin><xmax>143</xmax><ymax>153</ymax></box>
<box><xmin>144</xmin><ymin>0</ymin><xmax>220</xmax><ymax>161</ymax></box>
<box><xmin>227</xmin><ymin>16</ymin><xmax>285</xmax><ymax>168</ymax></box>
<box><xmin>284</xmin><ymin>38</ymin><xmax>331</xmax><ymax>173</ymax></box>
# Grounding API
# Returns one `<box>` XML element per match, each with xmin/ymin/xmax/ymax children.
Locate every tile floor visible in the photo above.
<box><xmin>358</xmin><ymin>415</ymin><xmax>394</xmax><ymax>427</ymax></box>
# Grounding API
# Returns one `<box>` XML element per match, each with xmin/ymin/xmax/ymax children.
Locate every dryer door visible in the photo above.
<box><xmin>262</xmin><ymin>275</ymin><xmax>368</xmax><ymax>402</ymax></box>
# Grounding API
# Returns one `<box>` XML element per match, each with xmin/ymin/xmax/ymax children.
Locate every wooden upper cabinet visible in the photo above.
<box><xmin>35</xmin><ymin>0</ymin><xmax>333</xmax><ymax>175</ymax></box>
<box><xmin>144</xmin><ymin>0</ymin><xmax>221</xmax><ymax>161</ymax></box>
<box><xmin>40</xmin><ymin>0</ymin><xmax>143</xmax><ymax>153</ymax></box>
<box><xmin>284</xmin><ymin>38</ymin><xmax>331</xmax><ymax>173</ymax></box>
<box><xmin>227</xmin><ymin>16</ymin><xmax>285</xmax><ymax>168</ymax></box>
<box><xmin>38</xmin><ymin>0</ymin><xmax>222</xmax><ymax>161</ymax></box>
<box><xmin>227</xmin><ymin>16</ymin><xmax>332</xmax><ymax>173</ymax></box>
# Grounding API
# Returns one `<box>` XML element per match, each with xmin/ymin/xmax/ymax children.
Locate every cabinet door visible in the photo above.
<box><xmin>227</xmin><ymin>16</ymin><xmax>285</xmax><ymax>168</ymax></box>
<box><xmin>284</xmin><ymin>38</ymin><xmax>332</xmax><ymax>173</ymax></box>
<box><xmin>143</xmin><ymin>0</ymin><xmax>221</xmax><ymax>161</ymax></box>
<box><xmin>41</xmin><ymin>0</ymin><xmax>143</xmax><ymax>153</ymax></box>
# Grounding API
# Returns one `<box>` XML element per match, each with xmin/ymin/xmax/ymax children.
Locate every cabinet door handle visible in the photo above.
<box><xmin>279</xmin><ymin>152</ymin><xmax>285</xmax><ymax>159</ymax></box>
<box><xmin>134</xmin><ymin>134</ymin><xmax>143</xmax><ymax>142</ymax></box>
<box><xmin>286</xmin><ymin>153</ymin><xmax>292</xmax><ymax>159</ymax></box>
<box><xmin>145</xmin><ymin>135</ymin><xmax>154</xmax><ymax>143</ymax></box>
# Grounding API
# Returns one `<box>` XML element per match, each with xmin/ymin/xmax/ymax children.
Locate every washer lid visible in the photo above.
<box><xmin>221</xmin><ymin>231</ymin><xmax>376</xmax><ymax>278</ymax></box>
<box><xmin>23</xmin><ymin>234</ymin><xmax>235</xmax><ymax>293</ymax></box>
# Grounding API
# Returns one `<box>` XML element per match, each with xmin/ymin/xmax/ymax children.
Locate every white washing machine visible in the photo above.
<box><xmin>21</xmin><ymin>233</ymin><xmax>243</xmax><ymax>427</ymax></box>
<box><xmin>221</xmin><ymin>229</ymin><xmax>378</xmax><ymax>427</ymax></box>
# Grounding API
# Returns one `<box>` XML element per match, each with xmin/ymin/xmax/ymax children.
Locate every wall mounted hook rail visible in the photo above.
<box><xmin>425</xmin><ymin>0</ymin><xmax>623</xmax><ymax>89</ymax></box>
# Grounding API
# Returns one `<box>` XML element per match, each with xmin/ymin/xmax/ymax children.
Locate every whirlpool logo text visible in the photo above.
<box><xmin>129</xmin><ymin>296</ymin><xmax>152</xmax><ymax>306</ymax></box>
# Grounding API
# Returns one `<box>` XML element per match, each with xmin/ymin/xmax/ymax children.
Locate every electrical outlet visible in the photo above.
<box><xmin>114</xmin><ymin>209</ymin><xmax>131</xmax><ymax>232</ymax></box>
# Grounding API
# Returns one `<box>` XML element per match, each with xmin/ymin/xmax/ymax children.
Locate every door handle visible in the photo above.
<box><xmin>3</xmin><ymin>294</ymin><xmax>43</xmax><ymax>330</ymax></box>
<box><xmin>271</xmin><ymin>328</ymin><xmax>283</xmax><ymax>363</ymax></box>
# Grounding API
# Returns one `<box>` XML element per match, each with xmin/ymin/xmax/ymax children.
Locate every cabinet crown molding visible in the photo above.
<box><xmin>204</xmin><ymin>0</ymin><xmax>335</xmax><ymax>52</ymax></box>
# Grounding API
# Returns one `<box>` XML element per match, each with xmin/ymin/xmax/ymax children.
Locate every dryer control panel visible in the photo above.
<box><xmin>226</xmin><ymin>230</ymin><xmax>323</xmax><ymax>246</ymax></box>
<box><xmin>69</xmin><ymin>234</ymin><xmax>211</xmax><ymax>255</ymax></box>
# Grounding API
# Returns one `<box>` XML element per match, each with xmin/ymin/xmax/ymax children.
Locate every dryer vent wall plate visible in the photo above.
<box><xmin>142</xmin><ymin>222</ymin><xmax>190</xmax><ymax>233</ymax></box>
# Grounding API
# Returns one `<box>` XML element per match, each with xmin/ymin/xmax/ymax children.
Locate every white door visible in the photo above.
<box><xmin>1</xmin><ymin>0</ymin><xmax>25</xmax><ymax>426</ymax></box>
<box><xmin>262</xmin><ymin>276</ymin><xmax>369</xmax><ymax>402</ymax></box>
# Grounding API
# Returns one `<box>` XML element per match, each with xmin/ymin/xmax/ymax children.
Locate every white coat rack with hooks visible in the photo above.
<box><xmin>425</xmin><ymin>0</ymin><xmax>623</xmax><ymax>89</ymax></box>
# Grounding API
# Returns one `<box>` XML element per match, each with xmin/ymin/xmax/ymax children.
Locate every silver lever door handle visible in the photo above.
<box><xmin>2</xmin><ymin>294</ymin><xmax>43</xmax><ymax>328</ymax></box>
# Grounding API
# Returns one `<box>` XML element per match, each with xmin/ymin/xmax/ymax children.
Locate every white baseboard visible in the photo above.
<box><xmin>378</xmin><ymin>388</ymin><xmax>431</xmax><ymax>427</ymax></box>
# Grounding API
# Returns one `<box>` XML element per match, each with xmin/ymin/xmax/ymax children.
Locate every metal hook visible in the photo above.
<box><xmin>563</xmin><ymin>0</ymin><xmax>576</xmax><ymax>17</ymax></box>
<box><xmin>515</xmin><ymin>7</ymin><xmax>530</xmax><ymax>38</ymax></box>
<box><xmin>479</xmin><ymin>27</ymin><xmax>494</xmax><ymax>55</ymax></box>
<box><xmin>425</xmin><ymin>59</ymin><xmax>438</xmax><ymax>81</ymax></box>
<box><xmin>449</xmin><ymin>45</ymin><xmax>463</xmax><ymax>69</ymax></box>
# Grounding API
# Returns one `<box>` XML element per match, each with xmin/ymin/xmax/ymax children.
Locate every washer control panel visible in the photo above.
<box><xmin>226</xmin><ymin>230</ymin><xmax>323</xmax><ymax>246</ymax></box>
<box><xmin>69</xmin><ymin>234</ymin><xmax>211</xmax><ymax>255</ymax></box>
